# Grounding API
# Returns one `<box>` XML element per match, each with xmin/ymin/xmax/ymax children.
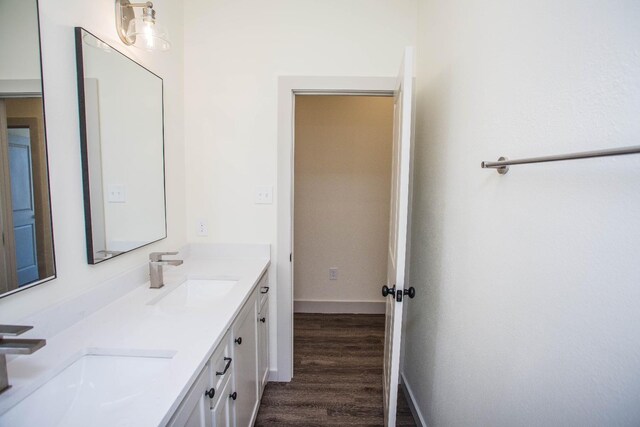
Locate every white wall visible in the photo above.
<box><xmin>184</xmin><ymin>0</ymin><xmax>418</xmax><ymax>372</ymax></box>
<box><xmin>403</xmin><ymin>0</ymin><xmax>640</xmax><ymax>425</ymax></box>
<box><xmin>294</xmin><ymin>95</ymin><xmax>393</xmax><ymax>306</ymax></box>
<box><xmin>0</xmin><ymin>0</ymin><xmax>185</xmax><ymax>321</ymax></box>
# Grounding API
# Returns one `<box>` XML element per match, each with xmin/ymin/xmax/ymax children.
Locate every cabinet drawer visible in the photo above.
<box><xmin>209</xmin><ymin>330</ymin><xmax>233</xmax><ymax>391</ymax></box>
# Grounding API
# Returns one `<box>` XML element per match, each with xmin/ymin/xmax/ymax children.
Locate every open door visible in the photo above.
<box><xmin>382</xmin><ymin>47</ymin><xmax>414</xmax><ymax>427</ymax></box>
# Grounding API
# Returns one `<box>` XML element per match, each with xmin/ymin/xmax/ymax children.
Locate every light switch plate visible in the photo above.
<box><xmin>255</xmin><ymin>186</ymin><xmax>273</xmax><ymax>204</ymax></box>
<box><xmin>107</xmin><ymin>185</ymin><xmax>126</xmax><ymax>203</ymax></box>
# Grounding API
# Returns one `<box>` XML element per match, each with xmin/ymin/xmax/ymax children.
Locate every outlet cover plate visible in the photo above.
<box><xmin>196</xmin><ymin>219</ymin><xmax>208</xmax><ymax>237</ymax></box>
<box><xmin>255</xmin><ymin>186</ymin><xmax>273</xmax><ymax>204</ymax></box>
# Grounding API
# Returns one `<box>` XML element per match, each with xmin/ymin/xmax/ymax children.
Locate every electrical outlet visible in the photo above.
<box><xmin>329</xmin><ymin>267</ymin><xmax>338</xmax><ymax>281</ymax></box>
<box><xmin>196</xmin><ymin>219</ymin><xmax>208</xmax><ymax>237</ymax></box>
<box><xmin>255</xmin><ymin>186</ymin><xmax>273</xmax><ymax>204</ymax></box>
<box><xmin>107</xmin><ymin>185</ymin><xmax>126</xmax><ymax>203</ymax></box>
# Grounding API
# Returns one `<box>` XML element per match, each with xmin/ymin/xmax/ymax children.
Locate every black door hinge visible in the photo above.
<box><xmin>289</xmin><ymin>253</ymin><xmax>292</xmax><ymax>262</ymax></box>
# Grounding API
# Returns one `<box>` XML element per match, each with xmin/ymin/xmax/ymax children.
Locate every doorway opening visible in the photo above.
<box><xmin>293</xmin><ymin>94</ymin><xmax>394</xmax><ymax>314</ymax></box>
<box><xmin>275</xmin><ymin>60</ymin><xmax>415</xmax><ymax>425</ymax></box>
<box><xmin>262</xmin><ymin>83</ymin><xmax>415</xmax><ymax>424</ymax></box>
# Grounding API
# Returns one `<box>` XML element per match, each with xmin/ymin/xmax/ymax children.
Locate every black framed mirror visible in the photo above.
<box><xmin>75</xmin><ymin>28</ymin><xmax>167</xmax><ymax>265</ymax></box>
<box><xmin>0</xmin><ymin>0</ymin><xmax>56</xmax><ymax>297</ymax></box>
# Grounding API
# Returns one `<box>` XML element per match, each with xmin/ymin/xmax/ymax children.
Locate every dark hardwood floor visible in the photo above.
<box><xmin>255</xmin><ymin>313</ymin><xmax>416</xmax><ymax>426</ymax></box>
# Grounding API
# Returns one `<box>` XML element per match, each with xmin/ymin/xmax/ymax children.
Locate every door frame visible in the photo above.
<box><xmin>0</xmin><ymin>100</ymin><xmax>18</xmax><ymax>293</ymax></box>
<box><xmin>276</xmin><ymin>76</ymin><xmax>396</xmax><ymax>382</ymax></box>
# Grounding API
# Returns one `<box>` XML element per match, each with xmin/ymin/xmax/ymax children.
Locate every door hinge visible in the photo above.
<box><xmin>289</xmin><ymin>253</ymin><xmax>292</xmax><ymax>262</ymax></box>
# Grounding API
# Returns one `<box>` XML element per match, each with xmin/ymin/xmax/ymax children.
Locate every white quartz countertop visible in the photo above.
<box><xmin>0</xmin><ymin>253</ymin><xmax>270</xmax><ymax>427</ymax></box>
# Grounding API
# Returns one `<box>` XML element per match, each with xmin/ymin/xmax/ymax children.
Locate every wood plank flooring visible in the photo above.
<box><xmin>255</xmin><ymin>313</ymin><xmax>416</xmax><ymax>426</ymax></box>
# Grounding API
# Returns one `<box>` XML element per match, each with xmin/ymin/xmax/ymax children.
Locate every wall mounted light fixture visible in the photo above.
<box><xmin>115</xmin><ymin>0</ymin><xmax>170</xmax><ymax>52</ymax></box>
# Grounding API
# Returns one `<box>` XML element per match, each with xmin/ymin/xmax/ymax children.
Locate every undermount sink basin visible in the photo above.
<box><xmin>0</xmin><ymin>352</ymin><xmax>174</xmax><ymax>427</ymax></box>
<box><xmin>151</xmin><ymin>279</ymin><xmax>238</xmax><ymax>309</ymax></box>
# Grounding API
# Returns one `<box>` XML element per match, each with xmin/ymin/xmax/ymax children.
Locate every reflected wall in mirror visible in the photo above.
<box><xmin>0</xmin><ymin>0</ymin><xmax>56</xmax><ymax>297</ymax></box>
<box><xmin>75</xmin><ymin>28</ymin><xmax>166</xmax><ymax>265</ymax></box>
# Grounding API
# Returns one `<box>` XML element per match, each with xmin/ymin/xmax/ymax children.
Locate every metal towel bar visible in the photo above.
<box><xmin>481</xmin><ymin>145</ymin><xmax>640</xmax><ymax>175</ymax></box>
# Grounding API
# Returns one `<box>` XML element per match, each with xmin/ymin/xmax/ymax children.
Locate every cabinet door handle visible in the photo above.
<box><xmin>235</xmin><ymin>337</ymin><xmax>242</xmax><ymax>345</ymax></box>
<box><xmin>229</xmin><ymin>391</ymin><xmax>238</xmax><ymax>400</ymax></box>
<box><xmin>215</xmin><ymin>357</ymin><xmax>232</xmax><ymax>376</ymax></box>
<box><xmin>260</xmin><ymin>286</ymin><xmax>269</xmax><ymax>294</ymax></box>
<box><xmin>259</xmin><ymin>317</ymin><xmax>266</xmax><ymax>323</ymax></box>
<box><xmin>204</xmin><ymin>388</ymin><xmax>215</xmax><ymax>399</ymax></box>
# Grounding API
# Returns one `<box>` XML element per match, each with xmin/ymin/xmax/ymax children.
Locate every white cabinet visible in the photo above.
<box><xmin>231</xmin><ymin>292</ymin><xmax>259</xmax><ymax>427</ymax></box>
<box><xmin>211</xmin><ymin>371</ymin><xmax>234</xmax><ymax>427</ymax></box>
<box><xmin>257</xmin><ymin>287</ymin><xmax>269</xmax><ymax>394</ymax></box>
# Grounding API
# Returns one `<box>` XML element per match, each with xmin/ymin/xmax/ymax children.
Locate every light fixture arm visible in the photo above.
<box><xmin>115</xmin><ymin>0</ymin><xmax>170</xmax><ymax>51</ymax></box>
<box><xmin>115</xmin><ymin>0</ymin><xmax>156</xmax><ymax>45</ymax></box>
<box><xmin>125</xmin><ymin>2</ymin><xmax>154</xmax><ymax>8</ymax></box>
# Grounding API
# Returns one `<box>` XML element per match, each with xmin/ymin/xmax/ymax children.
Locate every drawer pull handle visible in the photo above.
<box><xmin>261</xmin><ymin>286</ymin><xmax>269</xmax><ymax>294</ymax></box>
<box><xmin>216</xmin><ymin>357</ymin><xmax>232</xmax><ymax>376</ymax></box>
<box><xmin>259</xmin><ymin>317</ymin><xmax>266</xmax><ymax>323</ymax></box>
<box><xmin>205</xmin><ymin>388</ymin><xmax>215</xmax><ymax>399</ymax></box>
<box><xmin>229</xmin><ymin>391</ymin><xmax>237</xmax><ymax>400</ymax></box>
<box><xmin>235</xmin><ymin>337</ymin><xmax>242</xmax><ymax>345</ymax></box>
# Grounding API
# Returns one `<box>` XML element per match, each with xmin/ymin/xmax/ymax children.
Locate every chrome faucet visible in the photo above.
<box><xmin>149</xmin><ymin>251</ymin><xmax>184</xmax><ymax>289</ymax></box>
<box><xmin>0</xmin><ymin>325</ymin><xmax>46</xmax><ymax>394</ymax></box>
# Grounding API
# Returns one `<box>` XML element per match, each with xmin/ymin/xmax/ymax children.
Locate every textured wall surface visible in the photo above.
<box><xmin>402</xmin><ymin>0</ymin><xmax>640</xmax><ymax>425</ymax></box>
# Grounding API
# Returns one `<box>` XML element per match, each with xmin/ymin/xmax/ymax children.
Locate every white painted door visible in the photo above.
<box><xmin>258</xmin><ymin>296</ymin><xmax>270</xmax><ymax>393</ymax></box>
<box><xmin>212</xmin><ymin>376</ymin><xmax>233</xmax><ymax>427</ymax></box>
<box><xmin>383</xmin><ymin>47</ymin><xmax>414</xmax><ymax>427</ymax></box>
<box><xmin>232</xmin><ymin>297</ymin><xmax>259</xmax><ymax>427</ymax></box>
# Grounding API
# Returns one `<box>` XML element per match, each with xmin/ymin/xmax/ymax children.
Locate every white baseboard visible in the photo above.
<box><xmin>294</xmin><ymin>299</ymin><xmax>385</xmax><ymax>314</ymax></box>
<box><xmin>401</xmin><ymin>371</ymin><xmax>428</xmax><ymax>427</ymax></box>
<box><xmin>267</xmin><ymin>368</ymin><xmax>280</xmax><ymax>382</ymax></box>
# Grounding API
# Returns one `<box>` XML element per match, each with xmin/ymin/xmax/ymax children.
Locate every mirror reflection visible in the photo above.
<box><xmin>75</xmin><ymin>28</ymin><xmax>166</xmax><ymax>264</ymax></box>
<box><xmin>0</xmin><ymin>0</ymin><xmax>55</xmax><ymax>296</ymax></box>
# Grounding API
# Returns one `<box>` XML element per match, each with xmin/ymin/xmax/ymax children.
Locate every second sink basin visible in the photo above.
<box><xmin>151</xmin><ymin>279</ymin><xmax>238</xmax><ymax>309</ymax></box>
<box><xmin>0</xmin><ymin>352</ymin><xmax>174</xmax><ymax>427</ymax></box>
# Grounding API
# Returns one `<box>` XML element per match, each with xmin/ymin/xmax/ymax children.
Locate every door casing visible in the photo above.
<box><xmin>0</xmin><ymin>100</ymin><xmax>18</xmax><ymax>294</ymax></box>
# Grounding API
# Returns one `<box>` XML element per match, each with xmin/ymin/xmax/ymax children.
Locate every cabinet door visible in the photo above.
<box><xmin>232</xmin><ymin>297</ymin><xmax>258</xmax><ymax>427</ymax></box>
<box><xmin>258</xmin><ymin>297</ymin><xmax>269</xmax><ymax>393</ymax></box>
<box><xmin>169</xmin><ymin>367</ymin><xmax>212</xmax><ymax>427</ymax></box>
<box><xmin>212</xmin><ymin>376</ymin><xmax>234</xmax><ymax>427</ymax></box>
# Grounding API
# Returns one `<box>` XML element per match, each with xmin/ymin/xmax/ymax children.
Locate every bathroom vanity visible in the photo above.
<box><xmin>0</xmin><ymin>244</ymin><xmax>271</xmax><ymax>427</ymax></box>
<box><xmin>169</xmin><ymin>264</ymin><xmax>271</xmax><ymax>427</ymax></box>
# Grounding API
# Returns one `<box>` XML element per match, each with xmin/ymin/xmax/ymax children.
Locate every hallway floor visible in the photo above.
<box><xmin>255</xmin><ymin>313</ymin><xmax>416</xmax><ymax>426</ymax></box>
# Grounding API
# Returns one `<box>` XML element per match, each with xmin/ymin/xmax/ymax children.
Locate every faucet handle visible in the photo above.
<box><xmin>149</xmin><ymin>251</ymin><xmax>179</xmax><ymax>262</ymax></box>
<box><xmin>0</xmin><ymin>325</ymin><xmax>33</xmax><ymax>337</ymax></box>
